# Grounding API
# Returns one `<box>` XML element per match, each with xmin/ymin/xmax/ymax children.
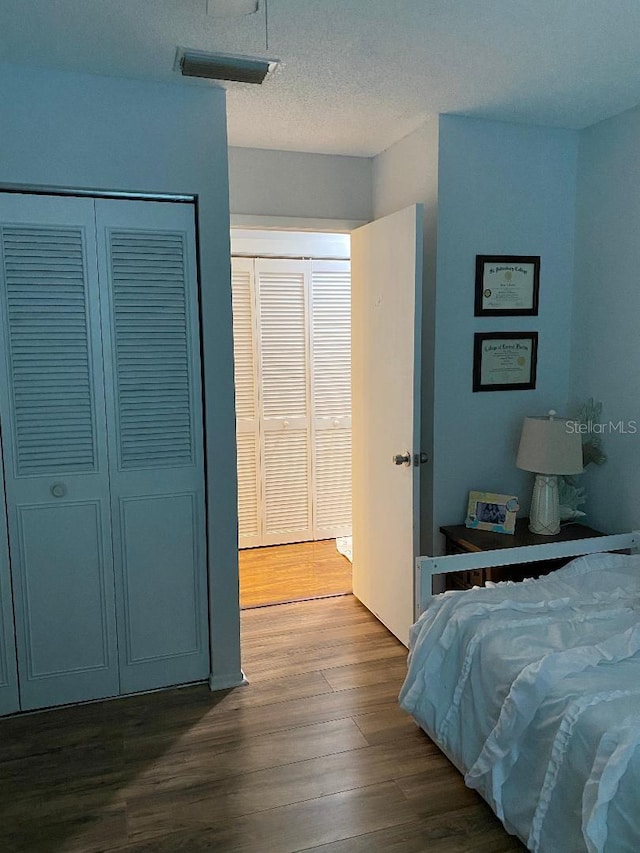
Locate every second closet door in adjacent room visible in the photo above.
<box><xmin>257</xmin><ymin>259</ymin><xmax>313</xmax><ymax>545</ymax></box>
<box><xmin>310</xmin><ymin>260</ymin><xmax>352</xmax><ymax>540</ymax></box>
<box><xmin>231</xmin><ymin>255</ymin><xmax>351</xmax><ymax>549</ymax></box>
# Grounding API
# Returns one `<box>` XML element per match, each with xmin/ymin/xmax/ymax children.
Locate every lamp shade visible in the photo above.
<box><xmin>516</xmin><ymin>415</ymin><xmax>583</xmax><ymax>475</ymax></box>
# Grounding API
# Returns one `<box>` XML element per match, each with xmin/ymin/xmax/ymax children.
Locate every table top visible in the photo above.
<box><xmin>440</xmin><ymin>518</ymin><xmax>604</xmax><ymax>553</ymax></box>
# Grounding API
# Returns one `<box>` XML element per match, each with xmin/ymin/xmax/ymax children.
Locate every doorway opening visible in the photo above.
<box><xmin>239</xmin><ymin>539</ymin><xmax>352</xmax><ymax>608</ymax></box>
<box><xmin>230</xmin><ymin>228</ymin><xmax>353</xmax><ymax>608</ymax></box>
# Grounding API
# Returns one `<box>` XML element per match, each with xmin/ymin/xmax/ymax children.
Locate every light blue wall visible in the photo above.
<box><xmin>229</xmin><ymin>147</ymin><xmax>373</xmax><ymax>222</ymax></box>
<box><xmin>372</xmin><ymin>115</ymin><xmax>579</xmax><ymax>554</ymax></box>
<box><xmin>0</xmin><ymin>62</ymin><xmax>242</xmax><ymax>689</ymax></box>
<box><xmin>433</xmin><ymin>116</ymin><xmax>579</xmax><ymax>549</ymax></box>
<box><xmin>571</xmin><ymin>107</ymin><xmax>640</xmax><ymax>532</ymax></box>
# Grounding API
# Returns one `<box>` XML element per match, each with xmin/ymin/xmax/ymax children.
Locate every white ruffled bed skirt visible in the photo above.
<box><xmin>335</xmin><ymin>536</ymin><xmax>352</xmax><ymax>562</ymax></box>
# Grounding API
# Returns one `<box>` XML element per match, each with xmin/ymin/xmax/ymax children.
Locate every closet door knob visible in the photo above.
<box><xmin>50</xmin><ymin>483</ymin><xmax>67</xmax><ymax>498</ymax></box>
<box><xmin>282</xmin><ymin>420</ymin><xmax>289</xmax><ymax>429</ymax></box>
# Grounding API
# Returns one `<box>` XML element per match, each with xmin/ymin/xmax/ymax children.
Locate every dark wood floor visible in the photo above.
<box><xmin>0</xmin><ymin>595</ymin><xmax>524</xmax><ymax>852</ymax></box>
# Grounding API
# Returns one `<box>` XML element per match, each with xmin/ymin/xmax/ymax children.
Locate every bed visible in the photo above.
<box><xmin>400</xmin><ymin>531</ymin><xmax>640</xmax><ymax>852</ymax></box>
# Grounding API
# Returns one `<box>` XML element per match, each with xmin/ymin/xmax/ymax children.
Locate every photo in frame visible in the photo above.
<box><xmin>475</xmin><ymin>255</ymin><xmax>540</xmax><ymax>316</ymax></box>
<box><xmin>465</xmin><ymin>491</ymin><xmax>520</xmax><ymax>534</ymax></box>
<box><xmin>473</xmin><ymin>331</ymin><xmax>538</xmax><ymax>392</ymax></box>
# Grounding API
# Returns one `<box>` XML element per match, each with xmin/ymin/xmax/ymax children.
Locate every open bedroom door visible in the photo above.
<box><xmin>350</xmin><ymin>204</ymin><xmax>423</xmax><ymax>646</ymax></box>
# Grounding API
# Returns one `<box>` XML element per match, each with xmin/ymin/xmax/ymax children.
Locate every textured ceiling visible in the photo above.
<box><xmin>2</xmin><ymin>1</ymin><xmax>640</xmax><ymax>156</ymax></box>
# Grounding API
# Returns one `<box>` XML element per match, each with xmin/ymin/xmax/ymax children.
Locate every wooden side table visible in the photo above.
<box><xmin>439</xmin><ymin>518</ymin><xmax>605</xmax><ymax>590</ymax></box>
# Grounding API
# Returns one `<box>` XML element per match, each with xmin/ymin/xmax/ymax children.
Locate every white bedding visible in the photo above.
<box><xmin>399</xmin><ymin>552</ymin><xmax>640</xmax><ymax>852</ymax></box>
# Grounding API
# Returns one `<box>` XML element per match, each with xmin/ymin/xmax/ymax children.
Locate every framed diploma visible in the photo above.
<box><xmin>473</xmin><ymin>331</ymin><xmax>538</xmax><ymax>392</ymax></box>
<box><xmin>474</xmin><ymin>255</ymin><xmax>540</xmax><ymax>316</ymax></box>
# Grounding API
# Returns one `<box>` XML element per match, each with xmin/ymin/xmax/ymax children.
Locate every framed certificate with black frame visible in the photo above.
<box><xmin>473</xmin><ymin>331</ymin><xmax>538</xmax><ymax>392</ymax></box>
<box><xmin>475</xmin><ymin>255</ymin><xmax>540</xmax><ymax>316</ymax></box>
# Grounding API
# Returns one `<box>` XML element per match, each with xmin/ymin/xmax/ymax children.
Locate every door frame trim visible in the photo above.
<box><xmin>0</xmin><ymin>183</ymin><xmax>195</xmax><ymax>204</ymax></box>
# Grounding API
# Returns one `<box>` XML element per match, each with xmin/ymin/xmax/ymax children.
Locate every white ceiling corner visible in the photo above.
<box><xmin>2</xmin><ymin>0</ymin><xmax>640</xmax><ymax>156</ymax></box>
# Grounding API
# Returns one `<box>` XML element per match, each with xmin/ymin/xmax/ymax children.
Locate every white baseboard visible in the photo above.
<box><xmin>208</xmin><ymin>670</ymin><xmax>249</xmax><ymax>692</ymax></box>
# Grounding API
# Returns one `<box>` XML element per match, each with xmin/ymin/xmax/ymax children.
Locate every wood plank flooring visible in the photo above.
<box><xmin>239</xmin><ymin>539</ymin><xmax>352</xmax><ymax>609</ymax></box>
<box><xmin>0</xmin><ymin>595</ymin><xmax>525</xmax><ymax>853</ymax></box>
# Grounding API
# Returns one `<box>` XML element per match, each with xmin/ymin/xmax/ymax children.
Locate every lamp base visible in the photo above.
<box><xmin>529</xmin><ymin>474</ymin><xmax>560</xmax><ymax>535</ymax></box>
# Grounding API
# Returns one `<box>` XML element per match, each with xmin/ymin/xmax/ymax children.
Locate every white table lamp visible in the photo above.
<box><xmin>516</xmin><ymin>410</ymin><xmax>583</xmax><ymax>535</ymax></box>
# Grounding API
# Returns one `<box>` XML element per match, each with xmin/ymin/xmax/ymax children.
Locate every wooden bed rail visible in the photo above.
<box><xmin>415</xmin><ymin>530</ymin><xmax>640</xmax><ymax>618</ymax></box>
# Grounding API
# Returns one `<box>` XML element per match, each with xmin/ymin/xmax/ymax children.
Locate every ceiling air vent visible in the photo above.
<box><xmin>175</xmin><ymin>48</ymin><xmax>277</xmax><ymax>84</ymax></box>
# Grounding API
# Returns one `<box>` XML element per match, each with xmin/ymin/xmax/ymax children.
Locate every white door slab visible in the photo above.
<box><xmin>351</xmin><ymin>205</ymin><xmax>423</xmax><ymax>646</ymax></box>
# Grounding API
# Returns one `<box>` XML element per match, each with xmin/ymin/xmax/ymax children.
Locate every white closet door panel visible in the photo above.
<box><xmin>231</xmin><ymin>258</ymin><xmax>259</xmax><ymax>422</ymax></box>
<box><xmin>231</xmin><ymin>258</ymin><xmax>262</xmax><ymax>547</ymax></box>
<box><xmin>236</xmin><ymin>429</ymin><xmax>261</xmax><ymax>547</ymax></box>
<box><xmin>310</xmin><ymin>261</ymin><xmax>352</xmax><ymax>539</ymax></box>
<box><xmin>262</xmin><ymin>415</ymin><xmax>307</xmax><ymax>432</ymax></box>
<box><xmin>15</xmin><ymin>501</ymin><xmax>114</xmax><ymax>699</ymax></box>
<box><xmin>116</xmin><ymin>493</ymin><xmax>201</xmax><ymax>660</ymax></box>
<box><xmin>232</xmin><ymin>256</ymin><xmax>351</xmax><ymax>548</ymax></box>
<box><xmin>257</xmin><ymin>260</ymin><xmax>309</xmax><ymax>421</ymax></box>
<box><xmin>3</xmin><ymin>226</ymin><xmax>98</xmax><ymax>474</ymax></box>
<box><xmin>96</xmin><ymin>199</ymin><xmax>209</xmax><ymax>695</ymax></box>
<box><xmin>313</xmin><ymin>429</ymin><xmax>353</xmax><ymax>537</ymax></box>
<box><xmin>0</xmin><ymin>193</ymin><xmax>119</xmax><ymax>711</ymax></box>
<box><xmin>108</xmin><ymin>229</ymin><xmax>194</xmax><ymax>469</ymax></box>
<box><xmin>310</xmin><ymin>262</ymin><xmax>351</xmax><ymax>419</ymax></box>
<box><xmin>263</xmin><ymin>429</ymin><xmax>312</xmax><ymax>545</ymax></box>
<box><xmin>256</xmin><ymin>259</ymin><xmax>312</xmax><ymax>545</ymax></box>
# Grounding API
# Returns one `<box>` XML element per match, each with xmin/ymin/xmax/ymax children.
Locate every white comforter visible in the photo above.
<box><xmin>399</xmin><ymin>552</ymin><xmax>640</xmax><ymax>853</ymax></box>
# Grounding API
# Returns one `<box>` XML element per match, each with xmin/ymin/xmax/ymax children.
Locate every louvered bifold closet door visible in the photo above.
<box><xmin>0</xmin><ymin>193</ymin><xmax>119</xmax><ymax>712</ymax></box>
<box><xmin>95</xmin><ymin>199</ymin><xmax>208</xmax><ymax>695</ymax></box>
<box><xmin>310</xmin><ymin>261</ymin><xmax>352</xmax><ymax>539</ymax></box>
<box><xmin>231</xmin><ymin>258</ymin><xmax>262</xmax><ymax>547</ymax></box>
<box><xmin>256</xmin><ymin>259</ymin><xmax>313</xmax><ymax>546</ymax></box>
